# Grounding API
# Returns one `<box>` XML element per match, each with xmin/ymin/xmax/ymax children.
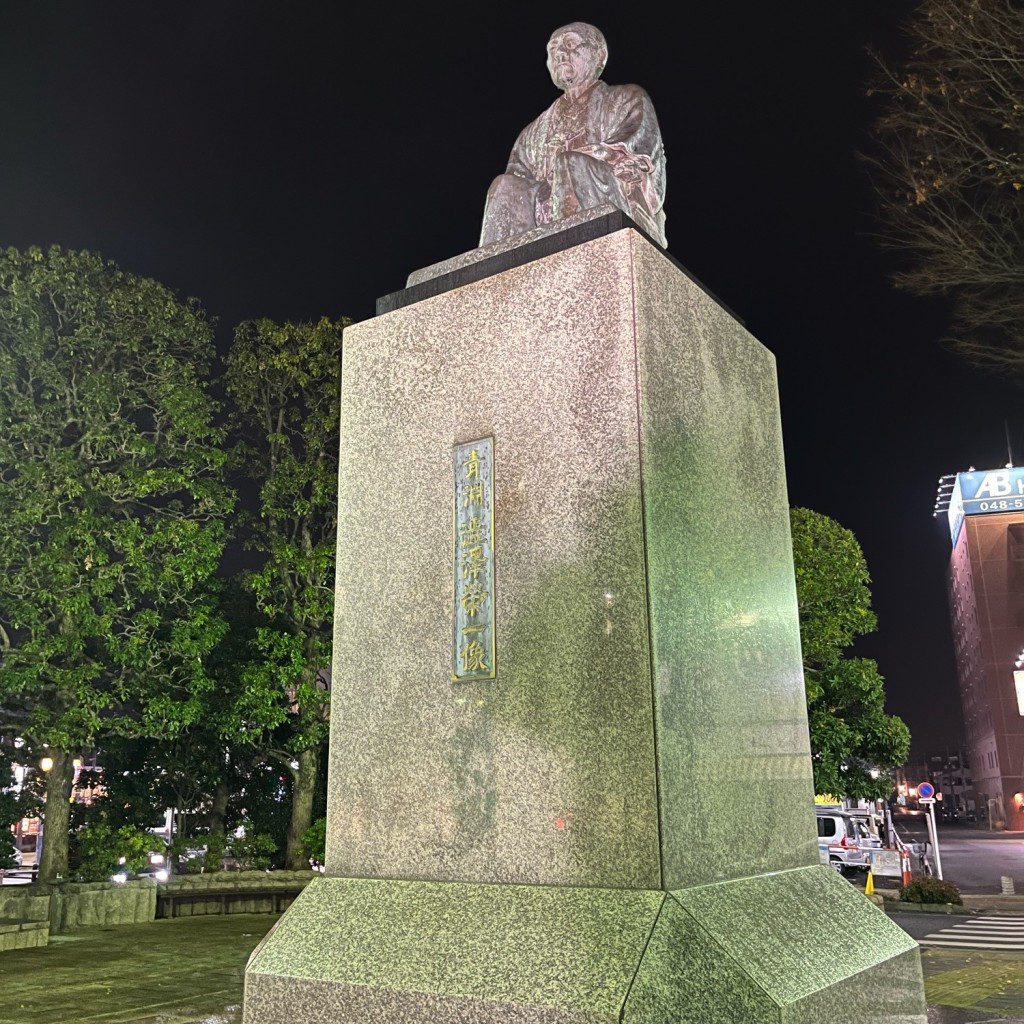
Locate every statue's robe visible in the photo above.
<box><xmin>481</xmin><ymin>80</ymin><xmax>667</xmax><ymax>248</ymax></box>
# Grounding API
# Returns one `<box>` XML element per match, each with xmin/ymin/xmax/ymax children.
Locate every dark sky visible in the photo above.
<box><xmin>1</xmin><ymin>3</ymin><xmax>1019</xmax><ymax>755</ymax></box>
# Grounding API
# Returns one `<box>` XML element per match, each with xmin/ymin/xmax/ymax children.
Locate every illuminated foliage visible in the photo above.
<box><xmin>225</xmin><ymin>316</ymin><xmax>347</xmax><ymax>870</ymax></box>
<box><xmin>0</xmin><ymin>744</ymin><xmax>19</xmax><ymax>871</ymax></box>
<box><xmin>0</xmin><ymin>245</ymin><xmax>233</xmax><ymax>878</ymax></box>
<box><xmin>790</xmin><ymin>508</ymin><xmax>910</xmax><ymax>799</ymax></box>
<box><xmin>866</xmin><ymin>0</ymin><xmax>1024</xmax><ymax>372</ymax></box>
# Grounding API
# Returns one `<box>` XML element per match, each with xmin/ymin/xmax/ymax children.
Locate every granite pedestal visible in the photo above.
<box><xmin>244</xmin><ymin>224</ymin><xmax>926</xmax><ymax>1023</ymax></box>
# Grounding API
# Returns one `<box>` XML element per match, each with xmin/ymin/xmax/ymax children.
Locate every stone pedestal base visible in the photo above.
<box><xmin>244</xmin><ymin>224</ymin><xmax>926</xmax><ymax>1022</ymax></box>
<box><xmin>245</xmin><ymin>869</ymin><xmax>923</xmax><ymax>1023</ymax></box>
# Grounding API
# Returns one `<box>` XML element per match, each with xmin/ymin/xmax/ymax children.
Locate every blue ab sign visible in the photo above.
<box><xmin>918</xmin><ymin>782</ymin><xmax>935</xmax><ymax>799</ymax></box>
<box><xmin>949</xmin><ymin>467</ymin><xmax>1024</xmax><ymax>544</ymax></box>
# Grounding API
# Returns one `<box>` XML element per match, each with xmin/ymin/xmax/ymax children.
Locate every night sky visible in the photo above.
<box><xmin>2</xmin><ymin>3</ymin><xmax>1019</xmax><ymax>754</ymax></box>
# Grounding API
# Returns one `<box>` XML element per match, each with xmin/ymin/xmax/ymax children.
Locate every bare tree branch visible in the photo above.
<box><xmin>864</xmin><ymin>0</ymin><xmax>1024</xmax><ymax>372</ymax></box>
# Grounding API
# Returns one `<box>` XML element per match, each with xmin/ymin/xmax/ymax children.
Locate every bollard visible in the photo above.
<box><xmin>1000</xmin><ymin>875</ymin><xmax>1016</xmax><ymax>896</ymax></box>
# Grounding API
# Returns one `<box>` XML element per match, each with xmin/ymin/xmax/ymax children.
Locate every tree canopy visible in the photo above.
<box><xmin>0</xmin><ymin>743</ymin><xmax>20</xmax><ymax>871</ymax></box>
<box><xmin>225</xmin><ymin>315</ymin><xmax>346</xmax><ymax>869</ymax></box>
<box><xmin>866</xmin><ymin>0</ymin><xmax>1024</xmax><ymax>373</ymax></box>
<box><xmin>0</xmin><ymin>245</ymin><xmax>233</xmax><ymax>878</ymax></box>
<box><xmin>790</xmin><ymin>507</ymin><xmax>910</xmax><ymax>799</ymax></box>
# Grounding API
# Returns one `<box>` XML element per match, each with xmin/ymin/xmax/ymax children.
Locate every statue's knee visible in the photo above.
<box><xmin>481</xmin><ymin>175</ymin><xmax>538</xmax><ymax>245</ymax></box>
<box><xmin>487</xmin><ymin>174</ymin><xmax>532</xmax><ymax>204</ymax></box>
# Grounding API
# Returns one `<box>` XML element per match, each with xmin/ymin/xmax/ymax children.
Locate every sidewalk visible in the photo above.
<box><xmin>0</xmin><ymin>911</ymin><xmax>1020</xmax><ymax>1023</ymax></box>
<box><xmin>922</xmin><ymin>948</ymin><xmax>1024</xmax><ymax>1022</ymax></box>
<box><xmin>961</xmin><ymin>893</ymin><xmax>1024</xmax><ymax>915</ymax></box>
<box><xmin>871</xmin><ymin>888</ymin><xmax>1024</xmax><ymax>916</ymax></box>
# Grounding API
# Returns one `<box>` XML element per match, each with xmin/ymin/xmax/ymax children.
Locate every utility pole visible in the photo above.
<box><xmin>923</xmin><ymin>800</ymin><xmax>944</xmax><ymax>879</ymax></box>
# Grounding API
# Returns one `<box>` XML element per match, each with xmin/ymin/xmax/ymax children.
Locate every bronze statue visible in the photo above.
<box><xmin>480</xmin><ymin>23</ymin><xmax>667</xmax><ymax>249</ymax></box>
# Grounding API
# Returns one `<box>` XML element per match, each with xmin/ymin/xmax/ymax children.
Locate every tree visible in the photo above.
<box><xmin>0</xmin><ymin>245</ymin><xmax>233</xmax><ymax>880</ymax></box>
<box><xmin>0</xmin><ymin>743</ymin><xmax>21</xmax><ymax>872</ymax></box>
<box><xmin>225</xmin><ymin>316</ymin><xmax>347</xmax><ymax>869</ymax></box>
<box><xmin>790</xmin><ymin>508</ymin><xmax>910</xmax><ymax>799</ymax></box>
<box><xmin>865</xmin><ymin>0</ymin><xmax>1024</xmax><ymax>372</ymax></box>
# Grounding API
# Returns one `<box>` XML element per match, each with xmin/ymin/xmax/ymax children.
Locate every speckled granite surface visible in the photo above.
<box><xmin>245</xmin><ymin>870</ymin><xmax>925</xmax><ymax>1023</ymax></box>
<box><xmin>630</xmin><ymin>238</ymin><xmax>819</xmax><ymax>888</ymax></box>
<box><xmin>326</xmin><ymin>229</ymin><xmax>661</xmax><ymax>890</ymax></box>
<box><xmin>246</xmin><ymin>876</ymin><xmax>663</xmax><ymax>1021</ymax></box>
<box><xmin>244</xmin><ymin>228</ymin><xmax>927</xmax><ymax>1023</ymax></box>
<box><xmin>626</xmin><ymin>868</ymin><xmax>925</xmax><ymax>1022</ymax></box>
<box><xmin>323</xmin><ymin>227</ymin><xmax>816</xmax><ymax>890</ymax></box>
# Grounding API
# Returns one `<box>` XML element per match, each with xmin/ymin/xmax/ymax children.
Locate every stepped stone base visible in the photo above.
<box><xmin>245</xmin><ymin>224</ymin><xmax>927</xmax><ymax>1022</ymax></box>
<box><xmin>244</xmin><ymin>870</ymin><xmax>924</xmax><ymax>1023</ymax></box>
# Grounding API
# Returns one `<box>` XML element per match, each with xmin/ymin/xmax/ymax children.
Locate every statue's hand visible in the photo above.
<box><xmin>573</xmin><ymin>144</ymin><xmax>652</xmax><ymax>182</ymax></box>
<box><xmin>609</xmin><ymin>149</ymin><xmax>655</xmax><ymax>183</ymax></box>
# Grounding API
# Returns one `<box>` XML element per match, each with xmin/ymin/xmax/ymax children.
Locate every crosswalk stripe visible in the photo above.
<box><xmin>945</xmin><ymin>922</ymin><xmax>1024</xmax><ymax>929</ymax></box>
<box><xmin>950</xmin><ymin>921</ymin><xmax>1024</xmax><ymax>929</ymax></box>
<box><xmin>919</xmin><ymin>916</ymin><xmax>1024</xmax><ymax>949</ymax></box>
<box><xmin>949</xmin><ymin>927</ymin><xmax>1024</xmax><ymax>935</ymax></box>
<box><xmin>919</xmin><ymin>940</ymin><xmax>1024</xmax><ymax>950</ymax></box>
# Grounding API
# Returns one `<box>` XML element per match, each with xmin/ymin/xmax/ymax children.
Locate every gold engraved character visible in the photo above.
<box><xmin>461</xmin><ymin>581</ymin><xmax>488</xmax><ymax>618</ymax></box>
<box><xmin>462</xmin><ymin>481</ymin><xmax>484</xmax><ymax>508</ymax></box>
<box><xmin>459</xmin><ymin>516</ymin><xmax>485</xmax><ymax>548</ymax></box>
<box><xmin>460</xmin><ymin>638</ymin><xmax>489</xmax><ymax>674</ymax></box>
<box><xmin>460</xmin><ymin>546</ymin><xmax>487</xmax><ymax>581</ymax></box>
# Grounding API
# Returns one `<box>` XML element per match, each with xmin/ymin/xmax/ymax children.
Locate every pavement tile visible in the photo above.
<box><xmin>922</xmin><ymin>948</ymin><xmax>1024</xmax><ymax>1021</ymax></box>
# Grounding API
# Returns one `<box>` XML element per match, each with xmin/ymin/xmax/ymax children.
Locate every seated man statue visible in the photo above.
<box><xmin>480</xmin><ymin>22</ymin><xmax>667</xmax><ymax>249</ymax></box>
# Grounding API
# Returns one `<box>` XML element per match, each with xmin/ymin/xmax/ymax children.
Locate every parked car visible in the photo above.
<box><xmin>816</xmin><ymin>807</ymin><xmax>881</xmax><ymax>877</ymax></box>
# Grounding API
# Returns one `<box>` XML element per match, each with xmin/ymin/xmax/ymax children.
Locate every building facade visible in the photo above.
<box><xmin>944</xmin><ymin>467</ymin><xmax>1024</xmax><ymax>830</ymax></box>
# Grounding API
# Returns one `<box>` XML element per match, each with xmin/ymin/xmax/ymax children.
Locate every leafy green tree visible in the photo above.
<box><xmin>0</xmin><ymin>245</ymin><xmax>233</xmax><ymax>880</ymax></box>
<box><xmin>72</xmin><ymin>821</ymin><xmax>153</xmax><ymax>882</ymax></box>
<box><xmin>866</xmin><ymin>0</ymin><xmax>1024</xmax><ymax>372</ymax></box>
<box><xmin>0</xmin><ymin>743</ymin><xmax>21</xmax><ymax>871</ymax></box>
<box><xmin>301</xmin><ymin>817</ymin><xmax>326</xmax><ymax>869</ymax></box>
<box><xmin>225</xmin><ymin>316</ymin><xmax>347</xmax><ymax>869</ymax></box>
<box><xmin>790</xmin><ymin>507</ymin><xmax>910</xmax><ymax>799</ymax></box>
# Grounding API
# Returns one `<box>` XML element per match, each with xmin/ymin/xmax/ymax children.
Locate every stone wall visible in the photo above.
<box><xmin>0</xmin><ymin>871</ymin><xmax>316</xmax><ymax>932</ymax></box>
<box><xmin>0</xmin><ymin>919</ymin><xmax>49</xmax><ymax>951</ymax></box>
<box><xmin>51</xmin><ymin>879</ymin><xmax>157</xmax><ymax>931</ymax></box>
<box><xmin>0</xmin><ymin>886</ymin><xmax>51</xmax><ymax>924</ymax></box>
<box><xmin>0</xmin><ymin>879</ymin><xmax>155</xmax><ymax>933</ymax></box>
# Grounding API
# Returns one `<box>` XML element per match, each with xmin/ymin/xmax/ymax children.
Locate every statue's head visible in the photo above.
<box><xmin>546</xmin><ymin>23</ymin><xmax>607</xmax><ymax>94</ymax></box>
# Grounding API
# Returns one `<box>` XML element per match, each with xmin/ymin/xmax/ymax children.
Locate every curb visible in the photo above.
<box><xmin>877</xmin><ymin>894</ymin><xmax>1024</xmax><ymax>916</ymax></box>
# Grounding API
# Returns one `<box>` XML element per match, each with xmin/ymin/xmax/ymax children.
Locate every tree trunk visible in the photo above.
<box><xmin>37</xmin><ymin>748</ymin><xmax>75</xmax><ymax>882</ymax></box>
<box><xmin>285</xmin><ymin>745</ymin><xmax>320</xmax><ymax>870</ymax></box>
<box><xmin>209</xmin><ymin>776</ymin><xmax>229</xmax><ymax>839</ymax></box>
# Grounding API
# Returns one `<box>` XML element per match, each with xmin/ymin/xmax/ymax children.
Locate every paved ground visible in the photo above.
<box><xmin>0</xmin><ymin>915</ymin><xmax>275</xmax><ymax>1024</ymax></box>
<box><xmin>0</xmin><ymin>912</ymin><xmax>1021</xmax><ymax>1023</ymax></box>
<box><xmin>922</xmin><ymin>947</ymin><xmax>1024</xmax><ymax>1022</ymax></box>
<box><xmin>892</xmin><ymin>823</ymin><xmax>1024</xmax><ymax>895</ymax></box>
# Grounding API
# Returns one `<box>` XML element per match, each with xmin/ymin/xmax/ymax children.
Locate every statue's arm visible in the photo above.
<box><xmin>579</xmin><ymin>86</ymin><xmax>665</xmax><ymax>210</ymax></box>
<box><xmin>502</xmin><ymin>118</ymin><xmax>546</xmax><ymax>183</ymax></box>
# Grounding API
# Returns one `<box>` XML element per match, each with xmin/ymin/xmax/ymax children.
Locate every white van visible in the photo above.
<box><xmin>816</xmin><ymin>806</ymin><xmax>882</xmax><ymax>876</ymax></box>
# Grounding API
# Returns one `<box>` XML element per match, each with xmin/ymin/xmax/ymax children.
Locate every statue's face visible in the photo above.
<box><xmin>546</xmin><ymin>27</ymin><xmax>604</xmax><ymax>92</ymax></box>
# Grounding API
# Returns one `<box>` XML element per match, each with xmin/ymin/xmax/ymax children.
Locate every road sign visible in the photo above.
<box><xmin>919</xmin><ymin>797</ymin><xmax>935</xmax><ymax>805</ymax></box>
<box><xmin>918</xmin><ymin>782</ymin><xmax>935</xmax><ymax>799</ymax></box>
